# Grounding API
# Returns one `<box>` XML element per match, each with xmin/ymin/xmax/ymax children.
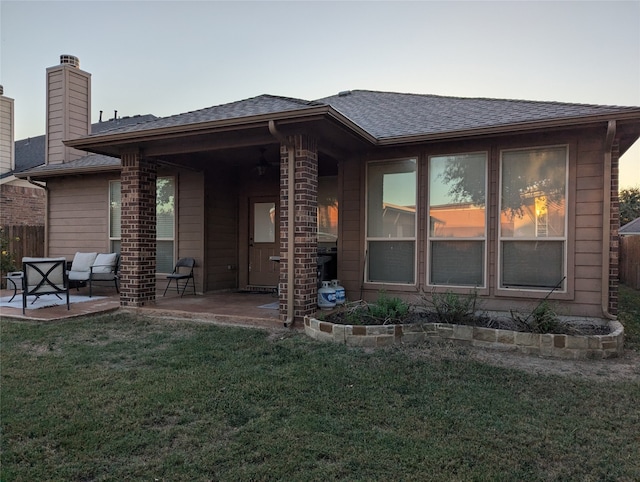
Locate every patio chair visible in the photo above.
<box><xmin>68</xmin><ymin>252</ymin><xmax>119</xmax><ymax>297</ymax></box>
<box><xmin>163</xmin><ymin>257</ymin><xmax>196</xmax><ymax>297</ymax></box>
<box><xmin>22</xmin><ymin>257</ymin><xmax>69</xmax><ymax>314</ymax></box>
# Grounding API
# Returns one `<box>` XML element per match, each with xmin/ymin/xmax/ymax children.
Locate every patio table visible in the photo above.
<box><xmin>3</xmin><ymin>271</ymin><xmax>23</xmax><ymax>302</ymax></box>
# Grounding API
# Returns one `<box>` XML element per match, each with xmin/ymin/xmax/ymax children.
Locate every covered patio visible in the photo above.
<box><xmin>0</xmin><ymin>284</ymin><xmax>289</xmax><ymax>329</ymax></box>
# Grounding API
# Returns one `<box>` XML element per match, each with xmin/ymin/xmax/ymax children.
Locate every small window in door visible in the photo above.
<box><xmin>254</xmin><ymin>202</ymin><xmax>276</xmax><ymax>243</ymax></box>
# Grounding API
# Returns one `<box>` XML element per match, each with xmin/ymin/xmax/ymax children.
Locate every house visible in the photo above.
<box><xmin>1</xmin><ymin>82</ymin><xmax>155</xmax><ymax>228</ymax></box>
<box><xmin>15</xmin><ymin>55</ymin><xmax>640</xmax><ymax>325</ymax></box>
<box><xmin>0</xmin><ymin>86</ymin><xmax>46</xmax><ymax>227</ymax></box>
<box><xmin>619</xmin><ymin>217</ymin><xmax>640</xmax><ymax>236</ymax></box>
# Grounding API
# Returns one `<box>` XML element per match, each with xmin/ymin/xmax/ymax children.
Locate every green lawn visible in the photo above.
<box><xmin>1</xmin><ymin>289</ymin><xmax>640</xmax><ymax>481</ymax></box>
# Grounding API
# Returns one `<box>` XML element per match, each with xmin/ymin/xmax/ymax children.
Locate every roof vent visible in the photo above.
<box><xmin>0</xmin><ymin>85</ymin><xmax>3</xmax><ymax>95</ymax></box>
<box><xmin>60</xmin><ymin>55</ymin><xmax>80</xmax><ymax>68</ymax></box>
<box><xmin>338</xmin><ymin>90</ymin><xmax>352</xmax><ymax>97</ymax></box>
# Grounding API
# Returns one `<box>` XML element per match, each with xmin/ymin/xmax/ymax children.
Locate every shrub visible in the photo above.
<box><xmin>0</xmin><ymin>227</ymin><xmax>18</xmax><ymax>274</ymax></box>
<box><xmin>427</xmin><ymin>289</ymin><xmax>478</xmax><ymax>325</ymax></box>
<box><xmin>368</xmin><ymin>292</ymin><xmax>409</xmax><ymax>323</ymax></box>
<box><xmin>510</xmin><ymin>301</ymin><xmax>560</xmax><ymax>334</ymax></box>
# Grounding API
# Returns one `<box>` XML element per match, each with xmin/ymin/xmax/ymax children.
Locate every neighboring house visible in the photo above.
<box><xmin>0</xmin><ymin>86</ymin><xmax>46</xmax><ymax>226</ymax></box>
<box><xmin>0</xmin><ymin>81</ymin><xmax>155</xmax><ymax>227</ymax></box>
<box><xmin>619</xmin><ymin>217</ymin><xmax>640</xmax><ymax>236</ymax></box>
<box><xmin>16</xmin><ymin>55</ymin><xmax>640</xmax><ymax>324</ymax></box>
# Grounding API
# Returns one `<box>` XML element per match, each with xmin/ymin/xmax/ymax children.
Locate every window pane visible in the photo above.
<box><xmin>109</xmin><ymin>181</ymin><xmax>121</xmax><ymax>238</ymax></box>
<box><xmin>501</xmin><ymin>147</ymin><xmax>566</xmax><ymax>238</ymax></box>
<box><xmin>431</xmin><ymin>241</ymin><xmax>484</xmax><ymax>286</ymax></box>
<box><xmin>318</xmin><ymin>176</ymin><xmax>338</xmax><ymax>244</ymax></box>
<box><xmin>502</xmin><ymin>241</ymin><xmax>564</xmax><ymax>289</ymax></box>
<box><xmin>157</xmin><ymin>178</ymin><xmax>174</xmax><ymax>239</ymax></box>
<box><xmin>429</xmin><ymin>153</ymin><xmax>486</xmax><ymax>238</ymax></box>
<box><xmin>157</xmin><ymin>241</ymin><xmax>174</xmax><ymax>274</ymax></box>
<box><xmin>254</xmin><ymin>202</ymin><xmax>276</xmax><ymax>243</ymax></box>
<box><xmin>367</xmin><ymin>241</ymin><xmax>414</xmax><ymax>283</ymax></box>
<box><xmin>367</xmin><ymin>160</ymin><xmax>416</xmax><ymax>238</ymax></box>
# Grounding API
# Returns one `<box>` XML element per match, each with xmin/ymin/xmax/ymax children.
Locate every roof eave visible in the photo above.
<box><xmin>375</xmin><ymin>110</ymin><xmax>640</xmax><ymax>146</ymax></box>
<box><xmin>64</xmin><ymin>105</ymin><xmax>378</xmax><ymax>155</ymax></box>
<box><xmin>14</xmin><ymin>164</ymin><xmax>121</xmax><ymax>181</ymax></box>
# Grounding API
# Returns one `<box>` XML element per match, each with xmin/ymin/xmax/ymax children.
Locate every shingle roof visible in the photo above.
<box><xmin>92</xmin><ymin>95</ymin><xmax>318</xmax><ymax>135</ymax></box>
<box><xmin>317</xmin><ymin>90</ymin><xmax>639</xmax><ymax>139</ymax></box>
<box><xmin>10</xmin><ymin>114</ymin><xmax>156</xmax><ymax>174</ymax></box>
<box><xmin>620</xmin><ymin>217</ymin><xmax>640</xmax><ymax>234</ymax></box>
<box><xmin>77</xmin><ymin>90</ymin><xmax>640</xmax><ymax>141</ymax></box>
<box><xmin>23</xmin><ymin>153</ymin><xmax>120</xmax><ymax>174</ymax></box>
<box><xmin>13</xmin><ymin>135</ymin><xmax>46</xmax><ymax>173</ymax></box>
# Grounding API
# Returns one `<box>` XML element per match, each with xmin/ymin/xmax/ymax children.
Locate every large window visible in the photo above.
<box><xmin>428</xmin><ymin>152</ymin><xmax>487</xmax><ymax>287</ymax></box>
<box><xmin>366</xmin><ymin>159</ymin><xmax>416</xmax><ymax>284</ymax></box>
<box><xmin>109</xmin><ymin>177</ymin><xmax>175</xmax><ymax>273</ymax></box>
<box><xmin>499</xmin><ymin>146</ymin><xmax>567</xmax><ymax>290</ymax></box>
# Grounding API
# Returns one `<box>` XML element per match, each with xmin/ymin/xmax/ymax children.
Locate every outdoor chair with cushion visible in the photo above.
<box><xmin>163</xmin><ymin>257</ymin><xmax>196</xmax><ymax>297</ymax></box>
<box><xmin>22</xmin><ymin>257</ymin><xmax>69</xmax><ymax>314</ymax></box>
<box><xmin>68</xmin><ymin>252</ymin><xmax>119</xmax><ymax>297</ymax></box>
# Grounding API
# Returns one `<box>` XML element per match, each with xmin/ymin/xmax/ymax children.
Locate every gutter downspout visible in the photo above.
<box><xmin>27</xmin><ymin>177</ymin><xmax>49</xmax><ymax>257</ymax></box>
<box><xmin>268</xmin><ymin>120</ymin><xmax>295</xmax><ymax>327</ymax></box>
<box><xmin>601</xmin><ymin>120</ymin><xmax>617</xmax><ymax>320</ymax></box>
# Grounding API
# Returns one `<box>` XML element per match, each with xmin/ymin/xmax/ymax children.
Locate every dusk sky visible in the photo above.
<box><xmin>1</xmin><ymin>0</ymin><xmax>638</xmax><ymax>188</ymax></box>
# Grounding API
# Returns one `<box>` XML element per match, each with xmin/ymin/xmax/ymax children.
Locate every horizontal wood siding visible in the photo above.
<box><xmin>176</xmin><ymin>171</ymin><xmax>205</xmax><ymax>293</ymax></box>
<box><xmin>0</xmin><ymin>95</ymin><xmax>14</xmax><ymax>172</ymax></box>
<box><xmin>338</xmin><ymin>157</ymin><xmax>362</xmax><ymax>295</ymax></box>
<box><xmin>573</xmin><ymin>131</ymin><xmax>605</xmax><ymax>316</ymax></box>
<box><xmin>47</xmin><ymin>175</ymin><xmax>113</xmax><ymax>260</ymax></box>
<box><xmin>346</xmin><ymin>129</ymin><xmax>609</xmax><ymax>318</ymax></box>
<box><xmin>205</xmin><ymin>165</ymin><xmax>238</xmax><ymax>291</ymax></box>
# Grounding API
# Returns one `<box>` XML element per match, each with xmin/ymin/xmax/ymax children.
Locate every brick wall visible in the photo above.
<box><xmin>119</xmin><ymin>152</ymin><xmax>157</xmax><ymax>307</ymax></box>
<box><xmin>0</xmin><ymin>184</ymin><xmax>45</xmax><ymax>225</ymax></box>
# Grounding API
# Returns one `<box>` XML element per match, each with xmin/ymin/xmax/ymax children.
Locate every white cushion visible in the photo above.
<box><xmin>70</xmin><ymin>252</ymin><xmax>97</xmax><ymax>272</ymax></box>
<box><xmin>92</xmin><ymin>253</ymin><xmax>117</xmax><ymax>274</ymax></box>
<box><xmin>22</xmin><ymin>258</ymin><xmax>66</xmax><ymax>292</ymax></box>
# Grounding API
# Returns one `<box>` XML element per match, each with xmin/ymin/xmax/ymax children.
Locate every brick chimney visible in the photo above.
<box><xmin>45</xmin><ymin>55</ymin><xmax>91</xmax><ymax>165</ymax></box>
<box><xmin>0</xmin><ymin>85</ymin><xmax>15</xmax><ymax>175</ymax></box>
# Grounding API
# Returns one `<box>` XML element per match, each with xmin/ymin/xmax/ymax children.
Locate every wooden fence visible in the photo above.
<box><xmin>1</xmin><ymin>225</ymin><xmax>45</xmax><ymax>271</ymax></box>
<box><xmin>620</xmin><ymin>235</ymin><xmax>640</xmax><ymax>289</ymax></box>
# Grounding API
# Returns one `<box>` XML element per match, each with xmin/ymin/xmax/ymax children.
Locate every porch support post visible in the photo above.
<box><xmin>278</xmin><ymin>134</ymin><xmax>318</xmax><ymax>323</ymax></box>
<box><xmin>120</xmin><ymin>150</ymin><xmax>157</xmax><ymax>307</ymax></box>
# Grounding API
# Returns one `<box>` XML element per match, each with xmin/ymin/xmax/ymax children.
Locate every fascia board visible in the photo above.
<box><xmin>14</xmin><ymin>165</ymin><xmax>120</xmax><ymax>180</ymax></box>
<box><xmin>64</xmin><ymin>106</ymin><xmax>378</xmax><ymax>152</ymax></box>
<box><xmin>375</xmin><ymin>110</ymin><xmax>640</xmax><ymax>146</ymax></box>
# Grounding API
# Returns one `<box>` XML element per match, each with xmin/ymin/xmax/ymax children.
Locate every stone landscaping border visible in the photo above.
<box><xmin>304</xmin><ymin>316</ymin><xmax>624</xmax><ymax>359</ymax></box>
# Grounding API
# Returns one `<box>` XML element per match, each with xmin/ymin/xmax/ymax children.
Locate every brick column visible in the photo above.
<box><xmin>120</xmin><ymin>151</ymin><xmax>157</xmax><ymax>307</ymax></box>
<box><xmin>278</xmin><ymin>134</ymin><xmax>318</xmax><ymax>323</ymax></box>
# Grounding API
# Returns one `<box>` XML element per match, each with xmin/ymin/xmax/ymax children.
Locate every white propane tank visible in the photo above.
<box><xmin>331</xmin><ymin>279</ymin><xmax>345</xmax><ymax>305</ymax></box>
<box><xmin>318</xmin><ymin>281</ymin><xmax>337</xmax><ymax>310</ymax></box>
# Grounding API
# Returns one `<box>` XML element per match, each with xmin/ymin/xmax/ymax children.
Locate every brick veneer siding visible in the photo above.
<box><xmin>278</xmin><ymin>134</ymin><xmax>318</xmax><ymax>323</ymax></box>
<box><xmin>0</xmin><ymin>184</ymin><xmax>45</xmax><ymax>225</ymax></box>
<box><xmin>120</xmin><ymin>152</ymin><xmax>157</xmax><ymax>307</ymax></box>
<box><xmin>608</xmin><ymin>141</ymin><xmax>620</xmax><ymax>315</ymax></box>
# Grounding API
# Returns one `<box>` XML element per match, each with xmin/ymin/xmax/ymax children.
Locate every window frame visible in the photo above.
<box><xmin>108</xmin><ymin>176</ymin><xmax>176</xmax><ymax>274</ymax></box>
<box><xmin>497</xmin><ymin>145</ymin><xmax>569</xmax><ymax>294</ymax></box>
<box><xmin>426</xmin><ymin>151</ymin><xmax>488</xmax><ymax>289</ymax></box>
<box><xmin>364</xmin><ymin>157</ymin><xmax>418</xmax><ymax>286</ymax></box>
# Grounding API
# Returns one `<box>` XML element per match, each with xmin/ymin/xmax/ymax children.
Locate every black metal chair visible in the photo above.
<box><xmin>22</xmin><ymin>257</ymin><xmax>69</xmax><ymax>314</ymax></box>
<box><xmin>163</xmin><ymin>257</ymin><xmax>196</xmax><ymax>297</ymax></box>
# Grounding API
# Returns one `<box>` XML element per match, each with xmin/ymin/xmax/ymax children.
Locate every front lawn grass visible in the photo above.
<box><xmin>2</xmin><ymin>312</ymin><xmax>639</xmax><ymax>481</ymax></box>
